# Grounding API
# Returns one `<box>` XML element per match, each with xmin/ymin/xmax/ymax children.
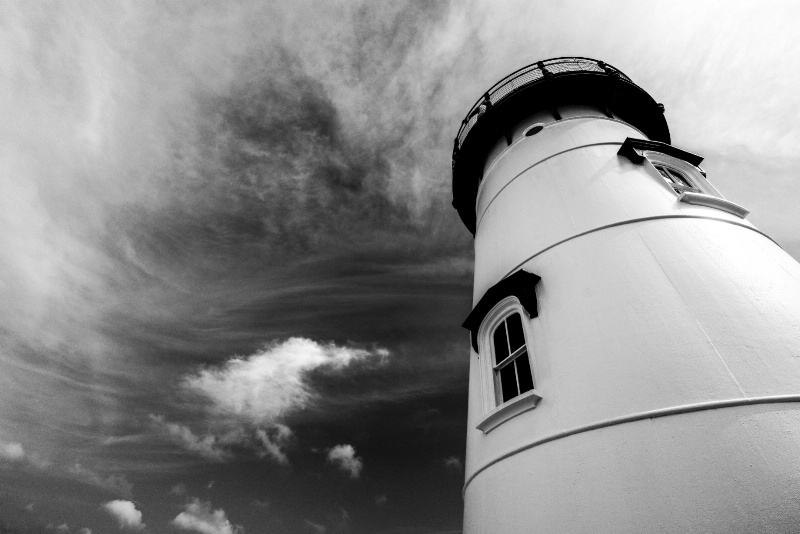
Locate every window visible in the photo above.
<box><xmin>475</xmin><ymin>299</ymin><xmax>542</xmax><ymax>434</ymax></box>
<box><xmin>645</xmin><ymin>152</ymin><xmax>749</xmax><ymax>218</ymax></box>
<box><xmin>652</xmin><ymin>163</ymin><xmax>698</xmax><ymax>194</ymax></box>
<box><xmin>617</xmin><ymin>137</ymin><xmax>749</xmax><ymax>219</ymax></box>
<box><xmin>492</xmin><ymin>312</ymin><xmax>534</xmax><ymax>404</ymax></box>
<box><xmin>644</xmin><ymin>152</ymin><xmax>712</xmax><ymax>196</ymax></box>
<box><xmin>462</xmin><ymin>271</ymin><xmax>542</xmax><ymax>433</ymax></box>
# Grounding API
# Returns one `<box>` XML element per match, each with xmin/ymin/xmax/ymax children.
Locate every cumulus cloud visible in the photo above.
<box><xmin>184</xmin><ymin>338</ymin><xmax>388</xmax><ymax>424</ymax></box>
<box><xmin>172</xmin><ymin>498</ymin><xmax>242</xmax><ymax>534</ymax></box>
<box><xmin>68</xmin><ymin>464</ymin><xmax>133</xmax><ymax>500</ymax></box>
<box><xmin>102</xmin><ymin>500</ymin><xmax>144</xmax><ymax>530</ymax></box>
<box><xmin>78</xmin><ymin>529</ymin><xmax>92</xmax><ymax>534</ymax></box>
<box><xmin>159</xmin><ymin>339</ymin><xmax>386</xmax><ymax>465</ymax></box>
<box><xmin>326</xmin><ymin>444</ymin><xmax>363</xmax><ymax>479</ymax></box>
<box><xmin>170</xmin><ymin>482</ymin><xmax>187</xmax><ymax>496</ymax></box>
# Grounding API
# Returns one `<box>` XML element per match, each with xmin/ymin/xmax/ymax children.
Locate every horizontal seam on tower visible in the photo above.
<box><xmin>476</xmin><ymin>141</ymin><xmax>623</xmax><ymax>228</ymax></box>
<box><xmin>498</xmin><ymin>215</ymin><xmax>779</xmax><ymax>281</ymax></box>
<box><xmin>479</xmin><ymin>115</ymin><xmax>647</xmax><ymax>181</ymax></box>
<box><xmin>462</xmin><ymin>394</ymin><xmax>800</xmax><ymax>497</ymax></box>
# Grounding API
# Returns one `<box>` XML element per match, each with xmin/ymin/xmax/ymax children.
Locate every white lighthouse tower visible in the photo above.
<box><xmin>454</xmin><ymin>58</ymin><xmax>800</xmax><ymax>533</ymax></box>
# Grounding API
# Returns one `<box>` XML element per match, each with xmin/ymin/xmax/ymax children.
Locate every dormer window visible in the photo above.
<box><xmin>618</xmin><ymin>137</ymin><xmax>749</xmax><ymax>219</ymax></box>
<box><xmin>644</xmin><ymin>153</ymin><xmax>710</xmax><ymax>196</ymax></box>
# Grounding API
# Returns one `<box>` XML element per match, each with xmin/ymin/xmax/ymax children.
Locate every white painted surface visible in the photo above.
<box><xmin>464</xmin><ymin>113</ymin><xmax>800</xmax><ymax>533</ymax></box>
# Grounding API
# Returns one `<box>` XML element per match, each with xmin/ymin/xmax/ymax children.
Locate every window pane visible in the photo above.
<box><xmin>493</xmin><ymin>322</ymin><xmax>509</xmax><ymax>364</ymax></box>
<box><xmin>506</xmin><ymin>313</ymin><xmax>525</xmax><ymax>352</ymax></box>
<box><xmin>667</xmin><ymin>169</ymin><xmax>691</xmax><ymax>188</ymax></box>
<box><xmin>500</xmin><ymin>365</ymin><xmax>518</xmax><ymax>403</ymax></box>
<box><xmin>655</xmin><ymin>165</ymin><xmax>673</xmax><ymax>182</ymax></box>
<box><xmin>516</xmin><ymin>351</ymin><xmax>534</xmax><ymax>393</ymax></box>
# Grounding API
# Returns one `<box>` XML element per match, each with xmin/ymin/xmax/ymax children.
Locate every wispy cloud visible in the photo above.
<box><xmin>250</xmin><ymin>498</ymin><xmax>269</xmax><ymax>509</ymax></box>
<box><xmin>255</xmin><ymin>425</ymin><xmax>293</xmax><ymax>465</ymax></box>
<box><xmin>68</xmin><ymin>464</ymin><xmax>134</xmax><ymax>500</ymax></box>
<box><xmin>303</xmin><ymin>519</ymin><xmax>326</xmax><ymax>534</ymax></box>
<box><xmin>148</xmin><ymin>415</ymin><xmax>228</xmax><ymax>462</ymax></box>
<box><xmin>3</xmin><ymin>0</ymin><xmax>800</xmax><ymax>532</ymax></box>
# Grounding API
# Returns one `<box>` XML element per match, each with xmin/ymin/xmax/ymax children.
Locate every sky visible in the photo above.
<box><xmin>1</xmin><ymin>1</ymin><xmax>800</xmax><ymax>533</ymax></box>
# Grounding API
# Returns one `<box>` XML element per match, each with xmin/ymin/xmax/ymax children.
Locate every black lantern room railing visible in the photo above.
<box><xmin>450</xmin><ymin>57</ymin><xmax>670</xmax><ymax>235</ymax></box>
<box><xmin>452</xmin><ymin>57</ymin><xmax>633</xmax><ymax>167</ymax></box>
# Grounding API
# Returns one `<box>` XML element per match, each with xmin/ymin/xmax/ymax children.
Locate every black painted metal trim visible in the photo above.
<box><xmin>462</xmin><ymin>270</ymin><xmax>541</xmax><ymax>352</ymax></box>
<box><xmin>451</xmin><ymin>58</ymin><xmax>671</xmax><ymax>236</ymax></box>
<box><xmin>618</xmin><ymin>137</ymin><xmax>704</xmax><ymax>166</ymax></box>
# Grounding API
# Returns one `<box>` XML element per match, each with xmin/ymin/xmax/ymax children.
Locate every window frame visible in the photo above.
<box><xmin>491</xmin><ymin>312</ymin><xmax>534</xmax><ymax>405</ymax></box>
<box><xmin>643</xmin><ymin>151</ymin><xmax>749</xmax><ymax>218</ymax></box>
<box><xmin>643</xmin><ymin>151</ymin><xmax>720</xmax><ymax>197</ymax></box>
<box><xmin>475</xmin><ymin>296</ymin><xmax>541</xmax><ymax>433</ymax></box>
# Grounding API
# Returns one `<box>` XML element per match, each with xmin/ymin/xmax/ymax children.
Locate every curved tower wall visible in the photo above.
<box><xmin>461</xmin><ymin>102</ymin><xmax>800</xmax><ymax>532</ymax></box>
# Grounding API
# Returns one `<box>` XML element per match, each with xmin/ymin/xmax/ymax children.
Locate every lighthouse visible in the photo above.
<box><xmin>454</xmin><ymin>57</ymin><xmax>800</xmax><ymax>532</ymax></box>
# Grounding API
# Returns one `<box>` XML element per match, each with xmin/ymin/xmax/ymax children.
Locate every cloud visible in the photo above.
<box><xmin>326</xmin><ymin>444</ymin><xmax>363</xmax><ymax>479</ymax></box>
<box><xmin>157</xmin><ymin>339</ymin><xmax>388</xmax><ymax>466</ymax></box>
<box><xmin>443</xmin><ymin>456</ymin><xmax>462</xmax><ymax>472</ymax></box>
<box><xmin>183</xmin><ymin>338</ymin><xmax>388</xmax><ymax>425</ymax></box>
<box><xmin>0</xmin><ymin>439</ymin><xmax>51</xmax><ymax>470</ymax></box>
<box><xmin>149</xmin><ymin>414</ymin><xmax>295</xmax><ymax>465</ymax></box>
<box><xmin>102</xmin><ymin>500</ymin><xmax>144</xmax><ymax>530</ymax></box>
<box><xmin>4</xmin><ymin>2</ymin><xmax>799</xmax><ymax>532</ymax></box>
<box><xmin>250</xmin><ymin>498</ymin><xmax>269</xmax><ymax>509</ymax></box>
<box><xmin>374</xmin><ymin>494</ymin><xmax>387</xmax><ymax>507</ymax></box>
<box><xmin>0</xmin><ymin>441</ymin><xmax>24</xmax><ymax>462</ymax></box>
<box><xmin>68</xmin><ymin>464</ymin><xmax>133</xmax><ymax>500</ymax></box>
<box><xmin>303</xmin><ymin>520</ymin><xmax>326</xmax><ymax>534</ymax></box>
<box><xmin>172</xmin><ymin>498</ymin><xmax>242</xmax><ymax>534</ymax></box>
<box><xmin>78</xmin><ymin>529</ymin><xmax>92</xmax><ymax>534</ymax></box>
<box><xmin>148</xmin><ymin>415</ymin><xmax>227</xmax><ymax>461</ymax></box>
<box><xmin>170</xmin><ymin>482</ymin><xmax>187</xmax><ymax>496</ymax></box>
<box><xmin>255</xmin><ymin>424</ymin><xmax>292</xmax><ymax>465</ymax></box>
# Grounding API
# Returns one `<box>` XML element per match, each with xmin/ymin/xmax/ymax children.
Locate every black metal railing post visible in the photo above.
<box><xmin>453</xmin><ymin>58</ymin><xmax>637</xmax><ymax>162</ymax></box>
